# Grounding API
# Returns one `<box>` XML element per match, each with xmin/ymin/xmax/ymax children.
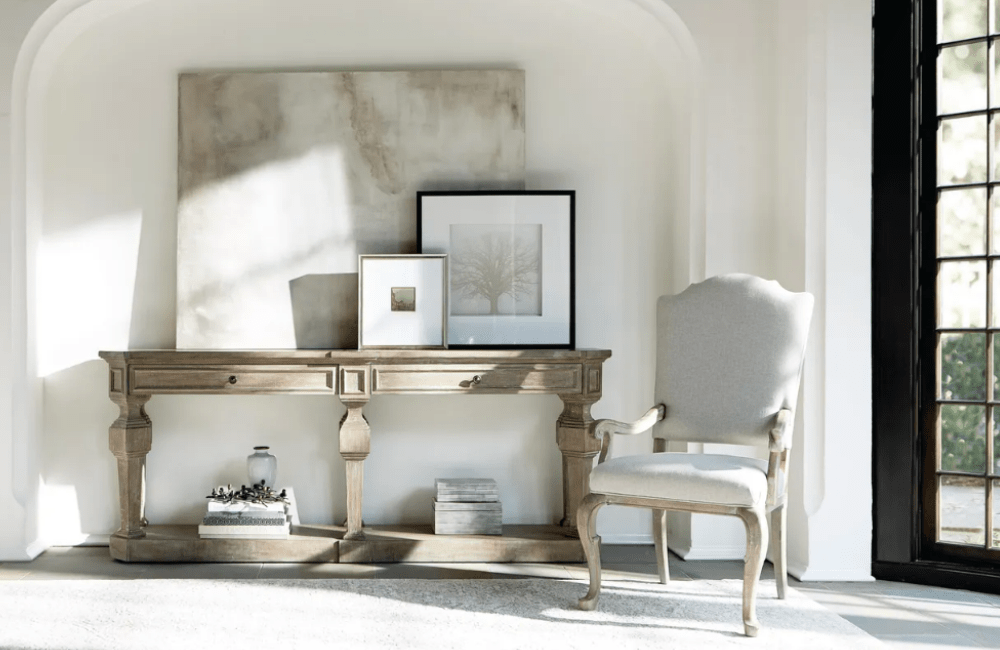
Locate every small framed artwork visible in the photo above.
<box><xmin>358</xmin><ymin>254</ymin><xmax>448</xmax><ymax>349</ymax></box>
<box><xmin>417</xmin><ymin>190</ymin><xmax>575</xmax><ymax>348</ymax></box>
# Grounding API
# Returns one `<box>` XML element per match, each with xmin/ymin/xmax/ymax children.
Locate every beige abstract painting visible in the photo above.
<box><xmin>176</xmin><ymin>70</ymin><xmax>524</xmax><ymax>349</ymax></box>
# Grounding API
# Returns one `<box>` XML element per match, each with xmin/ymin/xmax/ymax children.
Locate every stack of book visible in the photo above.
<box><xmin>432</xmin><ymin>478</ymin><xmax>502</xmax><ymax>535</ymax></box>
<box><xmin>198</xmin><ymin>497</ymin><xmax>291</xmax><ymax>540</ymax></box>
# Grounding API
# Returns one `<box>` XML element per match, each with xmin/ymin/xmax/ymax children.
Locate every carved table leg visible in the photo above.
<box><xmin>339</xmin><ymin>366</ymin><xmax>372</xmax><ymax>542</ymax></box>
<box><xmin>340</xmin><ymin>402</ymin><xmax>370</xmax><ymax>541</ymax></box>
<box><xmin>557</xmin><ymin>394</ymin><xmax>602</xmax><ymax>536</ymax></box>
<box><xmin>108</xmin><ymin>393</ymin><xmax>152</xmax><ymax>540</ymax></box>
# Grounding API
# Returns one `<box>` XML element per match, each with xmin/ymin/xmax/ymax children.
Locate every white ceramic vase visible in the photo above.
<box><xmin>246</xmin><ymin>446</ymin><xmax>277</xmax><ymax>488</ymax></box>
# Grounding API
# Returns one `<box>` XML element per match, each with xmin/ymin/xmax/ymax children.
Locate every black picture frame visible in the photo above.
<box><xmin>417</xmin><ymin>190</ymin><xmax>575</xmax><ymax>349</ymax></box>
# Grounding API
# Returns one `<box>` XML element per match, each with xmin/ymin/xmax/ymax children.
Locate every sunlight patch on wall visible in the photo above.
<box><xmin>177</xmin><ymin>145</ymin><xmax>359</xmax><ymax>349</ymax></box>
<box><xmin>36</xmin><ymin>212</ymin><xmax>142</xmax><ymax>377</ymax></box>
<box><xmin>37</xmin><ymin>481</ymin><xmax>86</xmax><ymax>546</ymax></box>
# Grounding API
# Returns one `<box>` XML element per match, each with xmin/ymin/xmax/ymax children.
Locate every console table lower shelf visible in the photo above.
<box><xmin>110</xmin><ymin>524</ymin><xmax>585</xmax><ymax>564</ymax></box>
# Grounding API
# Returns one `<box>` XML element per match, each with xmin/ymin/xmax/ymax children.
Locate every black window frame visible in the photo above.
<box><xmin>873</xmin><ymin>0</ymin><xmax>1000</xmax><ymax>591</ymax></box>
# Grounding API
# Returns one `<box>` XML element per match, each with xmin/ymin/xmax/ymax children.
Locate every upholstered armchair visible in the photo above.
<box><xmin>577</xmin><ymin>274</ymin><xmax>814</xmax><ymax>637</ymax></box>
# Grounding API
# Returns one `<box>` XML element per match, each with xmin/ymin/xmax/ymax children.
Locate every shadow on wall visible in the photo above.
<box><xmin>290</xmin><ymin>273</ymin><xmax>359</xmax><ymax>349</ymax></box>
<box><xmin>361</xmin><ymin>392</ymin><xmax>564</xmax><ymax>526</ymax></box>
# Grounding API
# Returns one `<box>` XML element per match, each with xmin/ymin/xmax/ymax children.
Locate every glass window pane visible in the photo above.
<box><xmin>942</xmin><ymin>42</ymin><xmax>987</xmax><ymax>113</ymax></box>
<box><xmin>940</xmin><ymin>116</ymin><xmax>987</xmax><ymax>185</ymax></box>
<box><xmin>992</xmin><ymin>121</ymin><xmax>1000</xmax><ymax>182</ymax></box>
<box><xmin>994</xmin><ymin>408</ymin><xmax>1000</xmax><ymax>474</ymax></box>
<box><xmin>992</xmin><ymin>479</ymin><xmax>1000</xmax><ymax>548</ymax></box>
<box><xmin>942</xmin><ymin>0</ymin><xmax>988</xmax><ymax>42</ymax></box>
<box><xmin>941</xmin><ymin>404</ymin><xmax>987</xmax><ymax>473</ymax></box>
<box><xmin>941</xmin><ymin>188</ymin><xmax>987</xmax><ymax>255</ymax></box>
<box><xmin>991</xmin><ymin>191</ymin><xmax>1000</xmax><ymax>254</ymax></box>
<box><xmin>940</xmin><ymin>475</ymin><xmax>986</xmax><ymax>546</ymax></box>
<box><xmin>992</xmin><ymin>269</ymin><xmax>1000</xmax><ymax>327</ymax></box>
<box><xmin>940</xmin><ymin>261</ymin><xmax>987</xmax><ymax>327</ymax></box>
<box><xmin>942</xmin><ymin>333</ymin><xmax>987</xmax><ymax>400</ymax></box>
<box><xmin>942</xmin><ymin>0</ymin><xmax>989</xmax><ymax>41</ymax></box>
<box><xmin>993</xmin><ymin>42</ymin><xmax>1000</xmax><ymax>106</ymax></box>
<box><xmin>993</xmin><ymin>336</ymin><xmax>1000</xmax><ymax>398</ymax></box>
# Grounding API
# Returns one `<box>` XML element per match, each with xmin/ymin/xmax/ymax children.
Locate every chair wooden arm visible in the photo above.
<box><xmin>594</xmin><ymin>404</ymin><xmax>666</xmax><ymax>464</ymax></box>
<box><xmin>768</xmin><ymin>408</ymin><xmax>794</xmax><ymax>452</ymax></box>
<box><xmin>766</xmin><ymin>409</ymin><xmax>794</xmax><ymax>507</ymax></box>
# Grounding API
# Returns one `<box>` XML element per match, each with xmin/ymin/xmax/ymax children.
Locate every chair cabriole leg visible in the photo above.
<box><xmin>577</xmin><ymin>493</ymin><xmax>604</xmax><ymax>610</ymax></box>
<box><xmin>770</xmin><ymin>504</ymin><xmax>788</xmax><ymax>599</ymax></box>
<box><xmin>653</xmin><ymin>508</ymin><xmax>669</xmax><ymax>584</ymax></box>
<box><xmin>739</xmin><ymin>506</ymin><xmax>768</xmax><ymax>637</ymax></box>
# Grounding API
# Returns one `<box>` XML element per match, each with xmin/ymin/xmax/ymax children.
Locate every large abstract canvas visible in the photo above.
<box><xmin>176</xmin><ymin>70</ymin><xmax>525</xmax><ymax>349</ymax></box>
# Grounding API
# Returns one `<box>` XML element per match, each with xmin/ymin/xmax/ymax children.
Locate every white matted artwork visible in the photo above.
<box><xmin>176</xmin><ymin>70</ymin><xmax>525</xmax><ymax>349</ymax></box>
<box><xmin>417</xmin><ymin>191</ymin><xmax>575</xmax><ymax>348</ymax></box>
<box><xmin>359</xmin><ymin>255</ymin><xmax>448</xmax><ymax>349</ymax></box>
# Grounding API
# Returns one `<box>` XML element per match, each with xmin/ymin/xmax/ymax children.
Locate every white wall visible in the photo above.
<box><xmin>661</xmin><ymin>0</ymin><xmax>788</xmax><ymax>559</ymax></box>
<box><xmin>1</xmin><ymin>0</ymin><xmax>873</xmax><ymax>581</ymax></box>
<box><xmin>33</xmin><ymin>0</ymin><xmax>682</xmax><ymax>543</ymax></box>
<box><xmin>797</xmin><ymin>0</ymin><xmax>874</xmax><ymax>580</ymax></box>
<box><xmin>0</xmin><ymin>0</ymin><xmax>59</xmax><ymax>561</ymax></box>
<box><xmin>658</xmin><ymin>0</ymin><xmax>872</xmax><ymax>578</ymax></box>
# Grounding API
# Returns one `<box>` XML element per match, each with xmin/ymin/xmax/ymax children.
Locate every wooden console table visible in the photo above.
<box><xmin>98</xmin><ymin>349</ymin><xmax>611</xmax><ymax>563</ymax></box>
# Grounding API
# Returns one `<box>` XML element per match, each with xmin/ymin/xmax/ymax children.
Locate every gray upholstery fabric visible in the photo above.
<box><xmin>652</xmin><ymin>274</ymin><xmax>814</xmax><ymax>447</ymax></box>
<box><xmin>590</xmin><ymin>452</ymin><xmax>781</xmax><ymax>507</ymax></box>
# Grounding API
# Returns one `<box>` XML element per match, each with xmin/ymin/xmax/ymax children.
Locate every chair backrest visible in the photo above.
<box><xmin>652</xmin><ymin>274</ymin><xmax>814</xmax><ymax>447</ymax></box>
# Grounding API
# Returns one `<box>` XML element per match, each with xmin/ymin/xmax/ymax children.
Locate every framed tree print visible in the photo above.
<box><xmin>417</xmin><ymin>190</ymin><xmax>575</xmax><ymax>348</ymax></box>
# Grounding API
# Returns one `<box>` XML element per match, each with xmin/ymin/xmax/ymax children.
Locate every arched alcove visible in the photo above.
<box><xmin>6</xmin><ymin>0</ymin><xmax>703</xmax><ymax>549</ymax></box>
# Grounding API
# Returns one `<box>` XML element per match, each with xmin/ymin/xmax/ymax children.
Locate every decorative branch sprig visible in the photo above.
<box><xmin>207</xmin><ymin>482</ymin><xmax>289</xmax><ymax>506</ymax></box>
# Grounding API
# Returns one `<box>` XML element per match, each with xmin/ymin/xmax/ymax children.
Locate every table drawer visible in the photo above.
<box><xmin>130</xmin><ymin>368</ymin><xmax>336</xmax><ymax>394</ymax></box>
<box><xmin>372</xmin><ymin>364</ymin><xmax>582</xmax><ymax>394</ymax></box>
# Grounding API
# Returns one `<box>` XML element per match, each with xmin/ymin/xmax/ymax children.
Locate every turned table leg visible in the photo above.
<box><xmin>339</xmin><ymin>402</ymin><xmax>370</xmax><ymax>541</ymax></box>
<box><xmin>108</xmin><ymin>393</ymin><xmax>152</xmax><ymax>540</ymax></box>
<box><xmin>339</xmin><ymin>366</ymin><xmax>371</xmax><ymax>541</ymax></box>
<box><xmin>556</xmin><ymin>362</ymin><xmax>604</xmax><ymax>533</ymax></box>
<box><xmin>557</xmin><ymin>396</ymin><xmax>602</xmax><ymax>534</ymax></box>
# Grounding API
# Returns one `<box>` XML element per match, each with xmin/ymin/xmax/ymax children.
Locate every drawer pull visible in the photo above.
<box><xmin>371</xmin><ymin>366</ymin><xmax>583</xmax><ymax>393</ymax></box>
<box><xmin>131</xmin><ymin>368</ymin><xmax>335</xmax><ymax>393</ymax></box>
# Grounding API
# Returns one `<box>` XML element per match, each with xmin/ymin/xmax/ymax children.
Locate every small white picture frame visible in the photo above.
<box><xmin>358</xmin><ymin>255</ymin><xmax>448</xmax><ymax>349</ymax></box>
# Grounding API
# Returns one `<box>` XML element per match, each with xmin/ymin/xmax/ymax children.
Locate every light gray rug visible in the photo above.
<box><xmin>0</xmin><ymin>578</ymin><xmax>882</xmax><ymax>649</ymax></box>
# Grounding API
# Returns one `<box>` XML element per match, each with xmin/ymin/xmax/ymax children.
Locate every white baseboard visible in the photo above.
<box><xmin>43</xmin><ymin>533</ymin><xmax>111</xmax><ymax>548</ymax></box>
<box><xmin>788</xmin><ymin>561</ymin><xmax>875</xmax><ymax>582</ymax></box>
<box><xmin>668</xmin><ymin>542</ymin><xmax>745</xmax><ymax>561</ymax></box>
<box><xmin>24</xmin><ymin>539</ymin><xmax>47</xmax><ymax>560</ymax></box>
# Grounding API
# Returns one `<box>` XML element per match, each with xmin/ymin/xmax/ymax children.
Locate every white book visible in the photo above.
<box><xmin>433</xmin><ymin>525</ymin><xmax>502</xmax><ymax>535</ymax></box>
<box><xmin>201</xmin><ymin>513</ymin><xmax>289</xmax><ymax>526</ymax></box>
<box><xmin>199</xmin><ymin>532</ymin><xmax>290</xmax><ymax>540</ymax></box>
<box><xmin>436</xmin><ymin>478</ymin><xmax>498</xmax><ymax>490</ymax></box>
<box><xmin>207</xmin><ymin>501</ymin><xmax>286</xmax><ymax>514</ymax></box>
<box><xmin>198</xmin><ymin>523</ymin><xmax>290</xmax><ymax>536</ymax></box>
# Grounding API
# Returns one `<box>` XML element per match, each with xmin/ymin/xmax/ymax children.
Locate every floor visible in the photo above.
<box><xmin>2</xmin><ymin>545</ymin><xmax>999</xmax><ymax>649</ymax></box>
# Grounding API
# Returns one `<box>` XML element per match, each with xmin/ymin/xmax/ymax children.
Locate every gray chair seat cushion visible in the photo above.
<box><xmin>590</xmin><ymin>452</ymin><xmax>778</xmax><ymax>507</ymax></box>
